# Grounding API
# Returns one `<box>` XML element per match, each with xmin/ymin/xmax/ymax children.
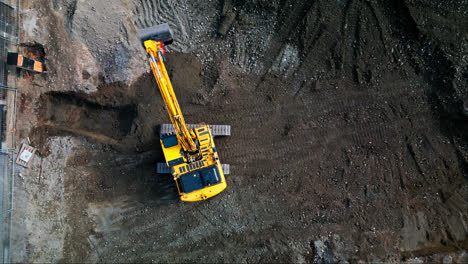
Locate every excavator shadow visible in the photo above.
<box><xmin>133</xmin><ymin>152</ymin><xmax>180</xmax><ymax>207</ymax></box>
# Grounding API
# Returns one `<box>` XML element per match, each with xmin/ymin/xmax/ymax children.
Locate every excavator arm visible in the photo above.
<box><xmin>143</xmin><ymin>40</ymin><xmax>198</xmax><ymax>154</ymax></box>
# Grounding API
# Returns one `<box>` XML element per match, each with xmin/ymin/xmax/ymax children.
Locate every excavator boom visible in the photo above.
<box><xmin>144</xmin><ymin>40</ymin><xmax>198</xmax><ymax>154</ymax></box>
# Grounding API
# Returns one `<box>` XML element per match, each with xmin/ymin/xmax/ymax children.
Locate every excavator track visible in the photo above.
<box><xmin>160</xmin><ymin>123</ymin><xmax>231</xmax><ymax>137</ymax></box>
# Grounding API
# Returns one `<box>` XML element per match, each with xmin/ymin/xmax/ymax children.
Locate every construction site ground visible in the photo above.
<box><xmin>9</xmin><ymin>0</ymin><xmax>468</xmax><ymax>262</ymax></box>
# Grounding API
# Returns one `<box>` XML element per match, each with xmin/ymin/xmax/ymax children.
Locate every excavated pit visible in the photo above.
<box><xmin>44</xmin><ymin>92</ymin><xmax>137</xmax><ymax>138</ymax></box>
<box><xmin>32</xmin><ymin>91</ymin><xmax>138</xmax><ymax>151</ymax></box>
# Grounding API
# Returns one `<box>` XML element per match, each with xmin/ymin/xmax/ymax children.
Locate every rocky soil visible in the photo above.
<box><xmin>9</xmin><ymin>0</ymin><xmax>468</xmax><ymax>262</ymax></box>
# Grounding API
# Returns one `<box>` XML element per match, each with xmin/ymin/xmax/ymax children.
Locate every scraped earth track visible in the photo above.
<box><xmin>10</xmin><ymin>0</ymin><xmax>468</xmax><ymax>262</ymax></box>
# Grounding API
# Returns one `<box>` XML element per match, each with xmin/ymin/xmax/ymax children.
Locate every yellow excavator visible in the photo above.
<box><xmin>139</xmin><ymin>23</ymin><xmax>230</xmax><ymax>202</ymax></box>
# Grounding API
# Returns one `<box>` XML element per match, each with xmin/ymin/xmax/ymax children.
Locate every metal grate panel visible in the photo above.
<box><xmin>157</xmin><ymin>162</ymin><xmax>231</xmax><ymax>175</ymax></box>
<box><xmin>160</xmin><ymin>123</ymin><xmax>231</xmax><ymax>137</ymax></box>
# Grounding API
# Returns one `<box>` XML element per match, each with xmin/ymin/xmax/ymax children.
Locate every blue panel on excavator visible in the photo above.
<box><xmin>179</xmin><ymin>171</ymin><xmax>203</xmax><ymax>193</ymax></box>
<box><xmin>179</xmin><ymin>166</ymin><xmax>221</xmax><ymax>193</ymax></box>
<box><xmin>200</xmin><ymin>166</ymin><xmax>221</xmax><ymax>186</ymax></box>
<box><xmin>162</xmin><ymin>134</ymin><xmax>178</xmax><ymax>148</ymax></box>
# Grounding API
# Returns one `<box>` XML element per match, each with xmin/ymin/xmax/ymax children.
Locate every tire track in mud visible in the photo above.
<box><xmin>88</xmin><ymin>207</ymin><xmax>181</xmax><ymax>260</ymax></box>
<box><xmin>340</xmin><ymin>0</ymin><xmax>358</xmax><ymax>70</ymax></box>
<box><xmin>298</xmin><ymin>77</ymin><xmax>425</xmax><ymax>114</ymax></box>
<box><xmin>289</xmin><ymin>0</ymin><xmax>395</xmax><ymax>86</ymax></box>
<box><xmin>230</xmin><ymin>13</ymin><xmax>278</xmax><ymax>73</ymax></box>
<box><xmin>232</xmin><ymin>37</ymin><xmax>248</xmax><ymax>71</ymax></box>
<box><xmin>299</xmin><ymin>2</ymin><xmax>321</xmax><ymax>55</ymax></box>
<box><xmin>227</xmin><ymin>110</ymin><xmax>433</xmax><ymax>166</ymax></box>
<box><xmin>87</xmin><ymin>197</ymin><xmax>144</xmax><ymax>233</ymax></box>
<box><xmin>265</xmin><ymin>1</ymin><xmax>316</xmax><ymax>73</ymax></box>
<box><xmin>365</xmin><ymin>0</ymin><xmax>390</xmax><ymax>57</ymax></box>
<box><xmin>87</xmin><ymin>198</ymin><xmax>245</xmax><ymax>259</ymax></box>
<box><xmin>220</xmin><ymin>78</ymin><xmax>435</xmax><ymax>176</ymax></box>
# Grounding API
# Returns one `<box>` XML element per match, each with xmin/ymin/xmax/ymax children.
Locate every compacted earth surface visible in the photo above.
<box><xmin>8</xmin><ymin>0</ymin><xmax>468</xmax><ymax>262</ymax></box>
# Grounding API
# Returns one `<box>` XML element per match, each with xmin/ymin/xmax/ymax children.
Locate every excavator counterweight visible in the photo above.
<box><xmin>138</xmin><ymin>23</ymin><xmax>230</xmax><ymax>202</ymax></box>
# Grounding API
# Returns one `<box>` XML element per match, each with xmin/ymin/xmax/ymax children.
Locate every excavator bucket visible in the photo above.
<box><xmin>138</xmin><ymin>23</ymin><xmax>173</xmax><ymax>46</ymax></box>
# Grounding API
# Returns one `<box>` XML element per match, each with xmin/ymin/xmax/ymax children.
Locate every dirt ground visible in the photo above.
<box><xmin>8</xmin><ymin>0</ymin><xmax>468</xmax><ymax>262</ymax></box>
